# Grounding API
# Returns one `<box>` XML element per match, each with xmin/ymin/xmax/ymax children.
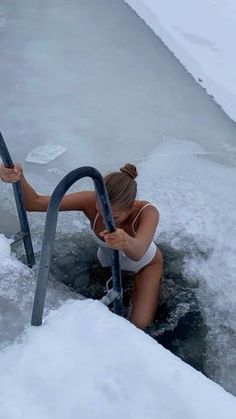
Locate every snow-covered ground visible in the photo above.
<box><xmin>0</xmin><ymin>240</ymin><xmax>235</xmax><ymax>419</ymax></box>
<box><xmin>0</xmin><ymin>235</ymin><xmax>82</xmax><ymax>350</ymax></box>
<box><xmin>1</xmin><ymin>0</ymin><xmax>236</xmax><ymax>417</ymax></box>
<box><xmin>124</xmin><ymin>0</ymin><xmax>236</xmax><ymax>123</ymax></box>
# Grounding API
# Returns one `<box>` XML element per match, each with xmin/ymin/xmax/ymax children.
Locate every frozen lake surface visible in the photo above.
<box><xmin>0</xmin><ymin>0</ymin><xmax>236</xmax><ymax>399</ymax></box>
<box><xmin>1</xmin><ymin>0</ymin><xmax>236</xmax><ymax>170</ymax></box>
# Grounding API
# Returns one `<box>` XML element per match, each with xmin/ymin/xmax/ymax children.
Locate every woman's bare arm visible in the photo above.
<box><xmin>20</xmin><ymin>173</ymin><xmax>96</xmax><ymax>214</ymax></box>
<box><xmin>101</xmin><ymin>206</ymin><xmax>159</xmax><ymax>261</ymax></box>
<box><xmin>123</xmin><ymin>206</ymin><xmax>159</xmax><ymax>260</ymax></box>
<box><xmin>0</xmin><ymin>163</ymin><xmax>96</xmax><ymax>216</ymax></box>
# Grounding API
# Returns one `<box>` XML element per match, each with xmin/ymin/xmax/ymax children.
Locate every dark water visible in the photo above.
<box><xmin>48</xmin><ymin>233</ymin><xmax>208</xmax><ymax>377</ymax></box>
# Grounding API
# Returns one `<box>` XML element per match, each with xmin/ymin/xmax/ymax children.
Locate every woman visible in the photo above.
<box><xmin>0</xmin><ymin>162</ymin><xmax>163</xmax><ymax>329</ymax></box>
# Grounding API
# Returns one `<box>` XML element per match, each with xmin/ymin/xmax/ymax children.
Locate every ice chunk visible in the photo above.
<box><xmin>0</xmin><ymin>234</ymin><xmax>11</xmax><ymax>259</ymax></box>
<box><xmin>25</xmin><ymin>144</ymin><xmax>67</xmax><ymax>164</ymax></box>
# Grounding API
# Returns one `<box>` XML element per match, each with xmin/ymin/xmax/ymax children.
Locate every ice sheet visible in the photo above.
<box><xmin>124</xmin><ymin>0</ymin><xmax>236</xmax><ymax>123</ymax></box>
<box><xmin>25</xmin><ymin>145</ymin><xmax>67</xmax><ymax>164</ymax></box>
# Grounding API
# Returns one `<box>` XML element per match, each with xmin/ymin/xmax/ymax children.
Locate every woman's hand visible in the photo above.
<box><xmin>100</xmin><ymin>228</ymin><xmax>129</xmax><ymax>251</ymax></box>
<box><xmin>0</xmin><ymin>163</ymin><xmax>22</xmax><ymax>183</ymax></box>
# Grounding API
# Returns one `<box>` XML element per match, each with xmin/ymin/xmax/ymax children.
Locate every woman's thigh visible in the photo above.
<box><xmin>130</xmin><ymin>249</ymin><xmax>163</xmax><ymax>329</ymax></box>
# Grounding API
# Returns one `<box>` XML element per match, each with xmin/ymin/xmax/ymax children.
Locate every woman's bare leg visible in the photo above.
<box><xmin>130</xmin><ymin>249</ymin><xmax>163</xmax><ymax>329</ymax></box>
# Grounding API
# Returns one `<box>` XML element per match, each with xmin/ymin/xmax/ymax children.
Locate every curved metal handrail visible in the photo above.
<box><xmin>31</xmin><ymin>166</ymin><xmax>122</xmax><ymax>326</ymax></box>
<box><xmin>0</xmin><ymin>131</ymin><xmax>35</xmax><ymax>267</ymax></box>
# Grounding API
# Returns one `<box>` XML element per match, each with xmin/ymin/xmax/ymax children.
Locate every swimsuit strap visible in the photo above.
<box><xmin>132</xmin><ymin>203</ymin><xmax>154</xmax><ymax>235</ymax></box>
<box><xmin>94</xmin><ymin>204</ymin><xmax>154</xmax><ymax>236</ymax></box>
<box><xmin>93</xmin><ymin>212</ymin><xmax>99</xmax><ymax>231</ymax></box>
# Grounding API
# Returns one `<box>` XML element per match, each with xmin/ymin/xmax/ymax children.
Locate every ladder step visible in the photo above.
<box><xmin>10</xmin><ymin>231</ymin><xmax>27</xmax><ymax>245</ymax></box>
<box><xmin>100</xmin><ymin>289</ymin><xmax>120</xmax><ymax>306</ymax></box>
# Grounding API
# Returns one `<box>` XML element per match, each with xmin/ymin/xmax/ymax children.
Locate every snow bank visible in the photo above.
<box><xmin>0</xmin><ymin>299</ymin><xmax>235</xmax><ymax>419</ymax></box>
<box><xmin>124</xmin><ymin>0</ymin><xmax>236</xmax><ymax>123</ymax></box>
<box><xmin>0</xmin><ymin>234</ymin><xmax>82</xmax><ymax>350</ymax></box>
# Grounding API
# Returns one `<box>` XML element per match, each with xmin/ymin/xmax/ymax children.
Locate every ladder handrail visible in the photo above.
<box><xmin>0</xmin><ymin>131</ymin><xmax>35</xmax><ymax>267</ymax></box>
<box><xmin>31</xmin><ymin>166</ymin><xmax>122</xmax><ymax>326</ymax></box>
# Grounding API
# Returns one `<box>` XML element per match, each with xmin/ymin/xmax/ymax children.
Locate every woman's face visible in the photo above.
<box><xmin>111</xmin><ymin>206</ymin><xmax>132</xmax><ymax>226</ymax></box>
<box><xmin>96</xmin><ymin>201</ymin><xmax>133</xmax><ymax>226</ymax></box>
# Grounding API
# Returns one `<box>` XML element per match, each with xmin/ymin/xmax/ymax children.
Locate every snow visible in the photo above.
<box><xmin>124</xmin><ymin>0</ymin><xmax>236</xmax><ymax>123</ymax></box>
<box><xmin>120</xmin><ymin>0</ymin><xmax>236</xmax><ymax>391</ymax></box>
<box><xmin>0</xmin><ymin>243</ymin><xmax>82</xmax><ymax>350</ymax></box>
<box><xmin>25</xmin><ymin>144</ymin><xmax>67</xmax><ymax>164</ymax></box>
<box><xmin>137</xmin><ymin>138</ymin><xmax>236</xmax><ymax>392</ymax></box>
<box><xmin>0</xmin><ymin>234</ymin><xmax>11</xmax><ymax>259</ymax></box>
<box><xmin>0</xmin><ymin>299</ymin><xmax>235</xmax><ymax>419</ymax></box>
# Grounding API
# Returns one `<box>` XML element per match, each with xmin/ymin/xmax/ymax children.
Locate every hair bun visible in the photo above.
<box><xmin>120</xmin><ymin>163</ymin><xmax>138</xmax><ymax>180</ymax></box>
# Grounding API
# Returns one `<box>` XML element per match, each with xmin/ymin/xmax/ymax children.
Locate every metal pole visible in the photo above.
<box><xmin>31</xmin><ymin>166</ymin><xmax>122</xmax><ymax>326</ymax></box>
<box><xmin>94</xmin><ymin>179</ymin><xmax>122</xmax><ymax>316</ymax></box>
<box><xmin>0</xmin><ymin>131</ymin><xmax>35</xmax><ymax>267</ymax></box>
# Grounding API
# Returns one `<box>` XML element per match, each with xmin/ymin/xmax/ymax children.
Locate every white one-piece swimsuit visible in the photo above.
<box><xmin>91</xmin><ymin>203</ymin><xmax>157</xmax><ymax>273</ymax></box>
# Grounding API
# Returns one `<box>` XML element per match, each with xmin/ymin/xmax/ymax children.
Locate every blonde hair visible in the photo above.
<box><xmin>104</xmin><ymin>163</ymin><xmax>138</xmax><ymax>208</ymax></box>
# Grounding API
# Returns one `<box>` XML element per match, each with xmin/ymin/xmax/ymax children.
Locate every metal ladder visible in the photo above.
<box><xmin>0</xmin><ymin>131</ymin><xmax>123</xmax><ymax>325</ymax></box>
<box><xmin>31</xmin><ymin>166</ymin><xmax>123</xmax><ymax>325</ymax></box>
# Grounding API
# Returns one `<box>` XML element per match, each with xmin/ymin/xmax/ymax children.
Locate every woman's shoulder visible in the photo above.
<box><xmin>134</xmin><ymin>200</ymin><xmax>158</xmax><ymax>212</ymax></box>
<box><xmin>131</xmin><ymin>201</ymin><xmax>159</xmax><ymax>234</ymax></box>
<box><xmin>133</xmin><ymin>200</ymin><xmax>159</xmax><ymax>223</ymax></box>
